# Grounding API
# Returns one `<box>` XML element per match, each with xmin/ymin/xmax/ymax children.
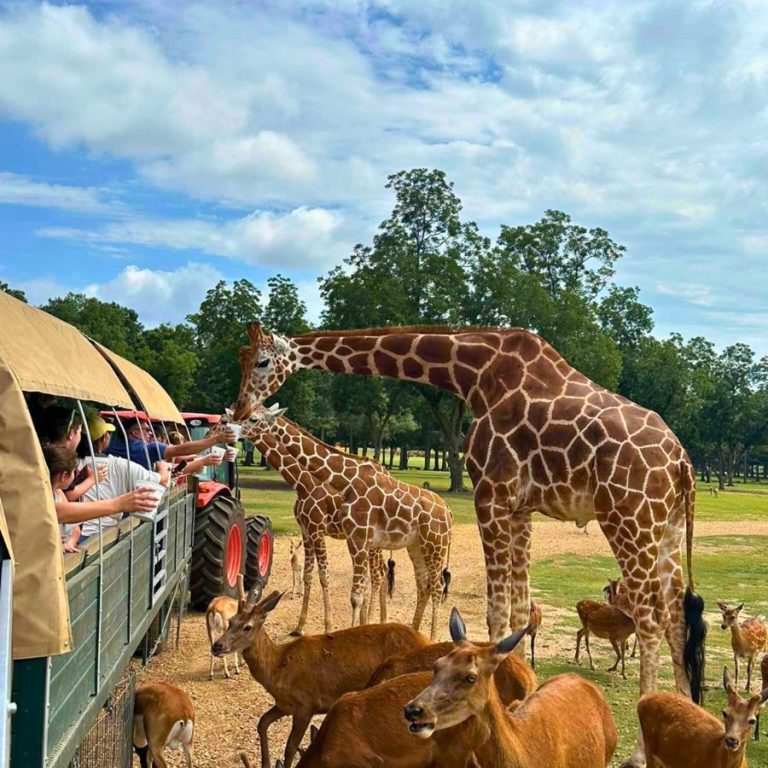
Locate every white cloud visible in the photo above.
<box><xmin>0</xmin><ymin>172</ymin><xmax>113</xmax><ymax>213</ymax></box>
<box><xmin>84</xmin><ymin>263</ymin><xmax>225</xmax><ymax>326</ymax></box>
<box><xmin>655</xmin><ymin>283</ymin><xmax>714</xmax><ymax>307</ymax></box>
<box><xmin>39</xmin><ymin>206</ymin><xmax>348</xmax><ymax>268</ymax></box>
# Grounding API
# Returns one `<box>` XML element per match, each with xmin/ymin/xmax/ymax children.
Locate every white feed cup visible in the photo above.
<box><xmin>134</xmin><ymin>479</ymin><xmax>167</xmax><ymax>522</ymax></box>
<box><xmin>228</xmin><ymin>423</ymin><xmax>243</xmax><ymax>441</ymax></box>
<box><xmin>209</xmin><ymin>445</ymin><xmax>226</xmax><ymax>459</ymax></box>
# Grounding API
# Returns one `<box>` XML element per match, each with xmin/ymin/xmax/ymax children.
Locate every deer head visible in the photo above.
<box><xmin>721</xmin><ymin>667</ymin><xmax>767</xmax><ymax>752</ymax></box>
<box><xmin>211</xmin><ymin>576</ymin><xmax>284</xmax><ymax>656</ymax></box>
<box><xmin>403</xmin><ymin>608</ymin><xmax>528</xmax><ymax>738</ymax></box>
<box><xmin>232</xmin><ymin>323</ymin><xmax>295</xmax><ymax>421</ymax></box>
<box><xmin>718</xmin><ymin>602</ymin><xmax>744</xmax><ymax>630</ymax></box>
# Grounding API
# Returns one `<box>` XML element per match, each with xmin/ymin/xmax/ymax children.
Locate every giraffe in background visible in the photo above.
<box><xmin>232</xmin><ymin>324</ymin><xmax>706</xmax><ymax>768</ymax></box>
<box><xmin>221</xmin><ymin>406</ymin><xmax>452</xmax><ymax>639</ymax></box>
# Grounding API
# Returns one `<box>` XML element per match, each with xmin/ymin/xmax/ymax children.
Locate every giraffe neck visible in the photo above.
<box><xmin>249</xmin><ymin>431</ymin><xmax>323</xmax><ymax>497</ymax></box>
<box><xmin>289</xmin><ymin>329</ymin><xmax>547</xmax><ymax>414</ymax></box>
<box><xmin>270</xmin><ymin>417</ymin><xmax>379</xmax><ymax>493</ymax></box>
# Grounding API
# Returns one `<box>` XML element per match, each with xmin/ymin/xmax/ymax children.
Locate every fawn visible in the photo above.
<box><xmin>718</xmin><ymin>602</ymin><xmax>768</xmax><ymax>691</ymax></box>
<box><xmin>575</xmin><ymin>598</ymin><xmax>636</xmax><ymax>678</ymax></box>
<box><xmin>133</xmin><ymin>682</ymin><xmax>194</xmax><ymax>768</ymax></box>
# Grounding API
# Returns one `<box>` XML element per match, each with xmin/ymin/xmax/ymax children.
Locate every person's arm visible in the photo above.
<box><xmin>154</xmin><ymin>460</ymin><xmax>171</xmax><ymax>487</ymax></box>
<box><xmin>63</xmin><ymin>525</ymin><xmax>81</xmax><ymax>554</ymax></box>
<box><xmin>180</xmin><ymin>453</ymin><xmax>224</xmax><ymax>476</ymax></box>
<box><xmin>55</xmin><ymin>489</ymin><xmax>156</xmax><ymax>524</ymax></box>
<box><xmin>64</xmin><ymin>463</ymin><xmax>108</xmax><ymax>501</ymax></box>
<box><xmin>162</xmin><ymin>428</ymin><xmax>237</xmax><ymax>459</ymax></box>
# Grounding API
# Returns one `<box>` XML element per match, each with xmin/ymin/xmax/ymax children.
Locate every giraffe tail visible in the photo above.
<box><xmin>681</xmin><ymin>458</ymin><xmax>707</xmax><ymax>705</ymax></box>
<box><xmin>387</xmin><ymin>552</ymin><xmax>396</xmax><ymax>599</ymax></box>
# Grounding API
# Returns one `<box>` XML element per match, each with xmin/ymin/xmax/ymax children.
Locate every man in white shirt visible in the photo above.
<box><xmin>80</xmin><ymin>413</ymin><xmax>170</xmax><ymax>539</ymax></box>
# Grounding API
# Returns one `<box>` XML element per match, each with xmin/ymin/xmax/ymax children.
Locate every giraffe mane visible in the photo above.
<box><xmin>293</xmin><ymin>325</ymin><xmax>531</xmax><ymax>340</ymax></box>
<box><xmin>283</xmin><ymin>417</ymin><xmax>386</xmax><ymax>470</ymax></box>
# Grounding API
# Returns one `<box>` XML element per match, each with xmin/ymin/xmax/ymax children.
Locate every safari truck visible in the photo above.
<box><xmin>0</xmin><ymin>291</ymin><xmax>268</xmax><ymax>767</ymax></box>
<box><xmin>103</xmin><ymin>411</ymin><xmax>274</xmax><ymax>609</ymax></box>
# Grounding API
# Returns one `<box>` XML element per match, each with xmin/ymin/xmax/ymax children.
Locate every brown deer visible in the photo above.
<box><xmin>211</xmin><ymin>577</ymin><xmax>429</xmax><ymax>768</ymax></box>
<box><xmin>603</xmin><ymin>578</ymin><xmax>638</xmax><ymax>658</ymax></box>
<box><xmin>366</xmin><ymin>640</ymin><xmax>537</xmax><ymax>703</ymax></box>
<box><xmin>133</xmin><ymin>682</ymin><xmax>195</xmax><ymax>768</ymax></box>
<box><xmin>403</xmin><ymin>609</ymin><xmax>617</xmax><ymax>768</ymax></box>
<box><xmin>574</xmin><ymin>598</ymin><xmax>636</xmax><ymax>679</ymax></box>
<box><xmin>528</xmin><ymin>600</ymin><xmax>542</xmax><ymax>669</ymax></box>
<box><xmin>206</xmin><ymin>595</ymin><xmax>241</xmax><ymax>680</ymax></box>
<box><xmin>289</xmin><ymin>538</ymin><xmax>303</xmax><ymax>599</ymax></box>
<box><xmin>718</xmin><ymin>602</ymin><xmax>768</xmax><ymax>691</ymax></box>
<box><xmin>638</xmin><ymin>667</ymin><xmax>768</xmax><ymax>768</ymax></box>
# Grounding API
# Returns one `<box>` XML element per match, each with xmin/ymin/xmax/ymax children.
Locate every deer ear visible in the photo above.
<box><xmin>495</xmin><ymin>625</ymin><xmax>530</xmax><ymax>656</ymax></box>
<box><xmin>717</xmin><ymin>601</ymin><xmax>727</xmax><ymax>612</ymax></box>
<box><xmin>761</xmin><ymin>688</ymin><xmax>768</xmax><ymax>705</ymax></box>
<box><xmin>449</xmin><ymin>607</ymin><xmax>467</xmax><ymax>643</ymax></box>
<box><xmin>257</xmin><ymin>590</ymin><xmax>285</xmax><ymax>615</ymax></box>
<box><xmin>723</xmin><ymin>667</ymin><xmax>736</xmax><ymax>694</ymax></box>
<box><xmin>736</xmin><ymin>603</ymin><xmax>744</xmax><ymax>612</ymax></box>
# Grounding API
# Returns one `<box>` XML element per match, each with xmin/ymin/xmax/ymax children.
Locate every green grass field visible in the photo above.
<box><xmin>237</xmin><ymin>462</ymin><xmax>768</xmax><ymax>764</ymax></box>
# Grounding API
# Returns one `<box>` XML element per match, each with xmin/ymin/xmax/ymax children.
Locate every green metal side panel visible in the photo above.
<box><xmin>10</xmin><ymin>657</ymin><xmax>47</xmax><ymax>768</ymax></box>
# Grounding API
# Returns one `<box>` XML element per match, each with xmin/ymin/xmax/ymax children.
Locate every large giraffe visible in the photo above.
<box><xmin>232</xmin><ymin>324</ymin><xmax>706</xmax><ymax>768</ymax></box>
<box><xmin>227</xmin><ymin>406</ymin><xmax>452</xmax><ymax>639</ymax></box>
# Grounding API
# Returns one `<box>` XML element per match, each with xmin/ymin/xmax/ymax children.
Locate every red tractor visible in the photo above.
<box><xmin>103</xmin><ymin>411</ymin><xmax>274</xmax><ymax>610</ymax></box>
<box><xmin>182</xmin><ymin>413</ymin><xmax>273</xmax><ymax>609</ymax></box>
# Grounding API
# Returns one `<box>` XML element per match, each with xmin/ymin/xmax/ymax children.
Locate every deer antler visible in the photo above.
<box><xmin>237</xmin><ymin>574</ymin><xmax>246</xmax><ymax>603</ymax></box>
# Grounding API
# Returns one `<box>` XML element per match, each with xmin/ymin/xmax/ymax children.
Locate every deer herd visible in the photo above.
<box><xmin>131</xmin><ymin>323</ymin><xmax>768</xmax><ymax>767</ymax></box>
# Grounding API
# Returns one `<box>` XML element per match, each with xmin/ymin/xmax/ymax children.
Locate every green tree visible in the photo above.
<box><xmin>0</xmin><ymin>281</ymin><xmax>27</xmax><ymax>302</ymax></box>
<box><xmin>142</xmin><ymin>324</ymin><xmax>199</xmax><ymax>408</ymax></box>
<box><xmin>321</xmin><ymin>169</ymin><xmax>484</xmax><ymax>490</ymax></box>
<box><xmin>41</xmin><ymin>292</ymin><xmax>148</xmax><ymax>359</ymax></box>
<box><xmin>187</xmin><ymin>280</ymin><xmax>262</xmax><ymax>412</ymax></box>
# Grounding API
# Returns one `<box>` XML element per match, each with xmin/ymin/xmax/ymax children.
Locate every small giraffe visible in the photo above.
<box><xmin>232</xmin><ymin>323</ymin><xmax>706</xmax><ymax>768</ymax></box>
<box><xmin>289</xmin><ymin>539</ymin><xmax>303</xmax><ymax>599</ymax></box>
<box><xmin>718</xmin><ymin>602</ymin><xmax>768</xmax><ymax>692</ymax></box>
<box><xmin>222</xmin><ymin>406</ymin><xmax>452</xmax><ymax>639</ymax></box>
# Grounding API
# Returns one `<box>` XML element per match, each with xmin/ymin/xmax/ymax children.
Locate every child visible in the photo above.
<box><xmin>43</xmin><ymin>444</ymin><xmax>81</xmax><ymax>553</ymax></box>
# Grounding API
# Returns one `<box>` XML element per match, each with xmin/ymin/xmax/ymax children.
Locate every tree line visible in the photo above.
<box><xmin>5</xmin><ymin>168</ymin><xmax>768</xmax><ymax>491</ymax></box>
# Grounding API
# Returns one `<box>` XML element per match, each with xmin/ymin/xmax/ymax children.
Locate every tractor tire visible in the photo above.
<box><xmin>245</xmin><ymin>515</ymin><xmax>274</xmax><ymax>600</ymax></box>
<box><xmin>189</xmin><ymin>494</ymin><xmax>246</xmax><ymax>611</ymax></box>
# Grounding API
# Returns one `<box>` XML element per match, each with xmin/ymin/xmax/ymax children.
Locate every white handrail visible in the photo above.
<box><xmin>0</xmin><ymin>558</ymin><xmax>15</xmax><ymax>768</ymax></box>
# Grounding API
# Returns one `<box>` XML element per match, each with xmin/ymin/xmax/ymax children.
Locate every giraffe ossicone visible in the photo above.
<box><xmin>232</xmin><ymin>323</ymin><xmax>708</xmax><ymax>768</ymax></box>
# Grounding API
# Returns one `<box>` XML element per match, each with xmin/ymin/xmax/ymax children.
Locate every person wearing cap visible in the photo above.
<box><xmin>106</xmin><ymin>414</ymin><xmax>237</xmax><ymax>470</ymax></box>
<box><xmin>79</xmin><ymin>413</ymin><xmax>171</xmax><ymax>541</ymax></box>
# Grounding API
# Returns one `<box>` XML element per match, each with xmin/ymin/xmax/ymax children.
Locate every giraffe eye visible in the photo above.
<box><xmin>256</xmin><ymin>359</ymin><xmax>270</xmax><ymax>369</ymax></box>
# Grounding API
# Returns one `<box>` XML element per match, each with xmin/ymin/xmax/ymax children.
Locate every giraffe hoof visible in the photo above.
<box><xmin>289</xmin><ymin>628</ymin><xmax>304</xmax><ymax>637</ymax></box>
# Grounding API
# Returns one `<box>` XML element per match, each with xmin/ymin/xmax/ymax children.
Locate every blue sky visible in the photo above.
<box><xmin>1</xmin><ymin>1</ymin><xmax>767</xmax><ymax>354</ymax></box>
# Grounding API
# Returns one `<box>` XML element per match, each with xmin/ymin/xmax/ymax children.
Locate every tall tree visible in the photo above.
<box><xmin>187</xmin><ymin>280</ymin><xmax>262</xmax><ymax>412</ymax></box>
<box><xmin>142</xmin><ymin>324</ymin><xmax>199</xmax><ymax>408</ymax></box>
<box><xmin>321</xmin><ymin>169</ymin><xmax>484</xmax><ymax>490</ymax></box>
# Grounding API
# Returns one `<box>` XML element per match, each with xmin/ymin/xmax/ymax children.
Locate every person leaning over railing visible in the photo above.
<box><xmin>78</xmin><ymin>413</ymin><xmax>170</xmax><ymax>541</ymax></box>
<box><xmin>106</xmin><ymin>417</ymin><xmax>236</xmax><ymax>470</ymax></box>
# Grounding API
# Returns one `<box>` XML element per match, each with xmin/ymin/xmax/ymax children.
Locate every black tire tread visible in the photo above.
<box><xmin>245</xmin><ymin>514</ymin><xmax>274</xmax><ymax>592</ymax></box>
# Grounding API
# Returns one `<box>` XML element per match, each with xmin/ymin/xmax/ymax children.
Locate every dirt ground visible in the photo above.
<box><xmin>134</xmin><ymin>519</ymin><xmax>767</xmax><ymax>767</ymax></box>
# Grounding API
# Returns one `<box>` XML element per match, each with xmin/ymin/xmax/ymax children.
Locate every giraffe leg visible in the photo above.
<box><xmin>291</xmin><ymin>529</ymin><xmax>316</xmax><ymax>636</ymax></box>
<box><xmin>658</xmin><ymin>503</ymin><xmax>691</xmax><ymax>697</ymax></box>
<box><xmin>421</xmin><ymin>537</ymin><xmax>446</xmax><ymax>642</ymax></box>
<box><xmin>368</xmin><ymin>550</ymin><xmax>387</xmax><ymax>624</ymax></box>
<box><xmin>506</xmin><ymin>514</ymin><xmax>533</xmax><ymax>653</ymax></box>
<box><xmin>315</xmin><ymin>535</ymin><xmax>334</xmax><ymax>633</ymax></box>
<box><xmin>348</xmin><ymin>543</ymin><xmax>369</xmax><ymax>628</ymax></box>
<box><xmin>407</xmin><ymin>543</ymin><xmax>430</xmax><ymax>634</ymax></box>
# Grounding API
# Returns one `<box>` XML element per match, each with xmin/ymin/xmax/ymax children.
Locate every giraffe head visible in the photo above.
<box><xmin>232</xmin><ymin>323</ymin><xmax>295</xmax><ymax>421</ymax></box>
<box><xmin>403</xmin><ymin>608</ymin><xmax>528</xmax><ymax>739</ymax></box>
<box><xmin>238</xmin><ymin>403</ymin><xmax>287</xmax><ymax>442</ymax></box>
<box><xmin>718</xmin><ymin>602</ymin><xmax>744</xmax><ymax>631</ymax></box>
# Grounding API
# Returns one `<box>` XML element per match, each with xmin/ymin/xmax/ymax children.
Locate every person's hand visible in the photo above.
<box><xmin>202</xmin><ymin>453</ymin><xmax>224</xmax><ymax>467</ymax></box>
<box><xmin>117</xmin><ymin>488</ymin><xmax>157</xmax><ymax>513</ymax></box>
<box><xmin>154</xmin><ymin>460</ymin><xmax>170</xmax><ymax>477</ymax></box>
<box><xmin>224</xmin><ymin>447</ymin><xmax>237</xmax><ymax>462</ymax></box>
<box><xmin>96</xmin><ymin>464</ymin><xmax>108</xmax><ymax>482</ymax></box>
<box><xmin>63</xmin><ymin>542</ymin><xmax>80</xmax><ymax>554</ymax></box>
<box><xmin>209</xmin><ymin>427</ymin><xmax>236</xmax><ymax>446</ymax></box>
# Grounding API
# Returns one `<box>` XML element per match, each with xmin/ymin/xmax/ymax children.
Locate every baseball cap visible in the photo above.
<box><xmin>87</xmin><ymin>412</ymin><xmax>116</xmax><ymax>441</ymax></box>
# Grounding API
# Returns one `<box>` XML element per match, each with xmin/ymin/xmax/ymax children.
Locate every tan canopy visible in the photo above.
<box><xmin>93</xmin><ymin>342</ymin><xmax>184</xmax><ymax>424</ymax></box>
<box><xmin>0</xmin><ymin>499</ymin><xmax>14</xmax><ymax>572</ymax></box>
<box><xmin>0</xmin><ymin>291</ymin><xmax>134</xmax><ymax>407</ymax></box>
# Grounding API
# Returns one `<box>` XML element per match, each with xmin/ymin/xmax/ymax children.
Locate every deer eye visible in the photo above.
<box><xmin>748</xmin><ymin>718</ymin><xmax>757</xmax><ymax>726</ymax></box>
<box><xmin>244</xmin><ymin>624</ymin><xmax>254</xmax><ymax>631</ymax></box>
<box><xmin>257</xmin><ymin>359</ymin><xmax>270</xmax><ymax>368</ymax></box>
<box><xmin>465</xmin><ymin>674</ymin><xmax>477</xmax><ymax>684</ymax></box>
<box><xmin>722</xmin><ymin>711</ymin><xmax>729</xmax><ymax>720</ymax></box>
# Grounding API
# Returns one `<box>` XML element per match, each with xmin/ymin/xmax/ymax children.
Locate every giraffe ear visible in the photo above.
<box><xmin>449</xmin><ymin>607</ymin><xmax>467</xmax><ymax>643</ymax></box>
<box><xmin>273</xmin><ymin>334</ymin><xmax>291</xmax><ymax>355</ymax></box>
